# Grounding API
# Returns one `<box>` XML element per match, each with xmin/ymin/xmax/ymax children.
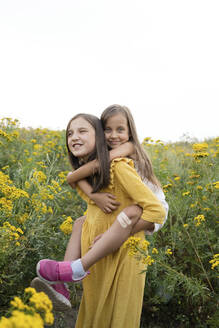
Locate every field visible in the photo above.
<box><xmin>0</xmin><ymin>118</ymin><xmax>218</xmax><ymax>327</ymax></box>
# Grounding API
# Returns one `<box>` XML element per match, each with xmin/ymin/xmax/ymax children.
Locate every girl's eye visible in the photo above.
<box><xmin>118</xmin><ymin>127</ymin><xmax>124</xmax><ymax>132</ymax></box>
<box><xmin>104</xmin><ymin>128</ymin><xmax>111</xmax><ymax>133</ymax></box>
<box><xmin>79</xmin><ymin>129</ymin><xmax>87</xmax><ymax>133</ymax></box>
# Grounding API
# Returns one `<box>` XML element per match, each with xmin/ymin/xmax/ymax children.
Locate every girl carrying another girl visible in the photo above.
<box><xmin>36</xmin><ymin>109</ymin><xmax>167</xmax><ymax>327</ymax></box>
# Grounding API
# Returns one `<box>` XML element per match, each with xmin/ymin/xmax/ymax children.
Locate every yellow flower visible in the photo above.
<box><xmin>196</xmin><ymin>185</ymin><xmax>203</xmax><ymax>190</ymax></box>
<box><xmin>152</xmin><ymin>248</ymin><xmax>159</xmax><ymax>254</ymax></box>
<box><xmin>213</xmin><ymin>181</ymin><xmax>219</xmax><ymax>189</ymax></box>
<box><xmin>194</xmin><ymin>214</ymin><xmax>205</xmax><ymax>226</ymax></box>
<box><xmin>174</xmin><ymin>176</ymin><xmax>180</xmax><ymax>181</ymax></box>
<box><xmin>30</xmin><ymin>293</ymin><xmax>52</xmax><ymax>311</ymax></box>
<box><xmin>142</xmin><ymin>255</ymin><xmax>154</xmax><ymax>265</ymax></box>
<box><xmin>192</xmin><ymin>142</ymin><xmax>208</xmax><ymax>152</ymax></box>
<box><xmin>60</xmin><ymin>216</ymin><xmax>73</xmax><ymax>235</ymax></box>
<box><xmin>165</xmin><ymin>248</ymin><xmax>173</xmax><ymax>255</ymax></box>
<box><xmin>33</xmin><ymin>171</ymin><xmax>47</xmax><ymax>184</ymax></box>
<box><xmin>25</xmin><ymin>287</ymin><xmax>36</xmax><ymax>295</ymax></box>
<box><xmin>10</xmin><ymin>296</ymin><xmax>26</xmax><ymax>310</ymax></box>
<box><xmin>183</xmin><ymin>224</ymin><xmax>188</xmax><ymax>228</ymax></box>
<box><xmin>209</xmin><ymin>254</ymin><xmax>219</xmax><ymax>270</ymax></box>
<box><xmin>193</xmin><ymin>152</ymin><xmax>209</xmax><ymax>159</ymax></box>
<box><xmin>182</xmin><ymin>191</ymin><xmax>190</xmax><ymax>196</ymax></box>
<box><xmin>0</xmin><ymin>310</ymin><xmax>44</xmax><ymax>328</ymax></box>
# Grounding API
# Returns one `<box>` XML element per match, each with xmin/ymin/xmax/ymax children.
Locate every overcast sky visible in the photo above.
<box><xmin>0</xmin><ymin>0</ymin><xmax>218</xmax><ymax>142</ymax></box>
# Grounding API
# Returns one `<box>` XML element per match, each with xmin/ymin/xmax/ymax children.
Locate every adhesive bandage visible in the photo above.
<box><xmin>117</xmin><ymin>211</ymin><xmax>132</xmax><ymax>228</ymax></box>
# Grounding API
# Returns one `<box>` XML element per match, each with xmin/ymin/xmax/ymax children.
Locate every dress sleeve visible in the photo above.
<box><xmin>114</xmin><ymin>160</ymin><xmax>166</xmax><ymax>224</ymax></box>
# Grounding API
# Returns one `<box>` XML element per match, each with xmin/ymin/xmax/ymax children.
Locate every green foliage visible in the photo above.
<box><xmin>0</xmin><ymin>118</ymin><xmax>86</xmax><ymax>316</ymax></box>
<box><xmin>139</xmin><ymin>137</ymin><xmax>219</xmax><ymax>327</ymax></box>
<box><xmin>0</xmin><ymin>119</ymin><xmax>218</xmax><ymax>326</ymax></box>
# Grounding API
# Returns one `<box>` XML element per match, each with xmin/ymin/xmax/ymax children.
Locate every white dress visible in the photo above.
<box><xmin>135</xmin><ymin>163</ymin><xmax>169</xmax><ymax>235</ymax></box>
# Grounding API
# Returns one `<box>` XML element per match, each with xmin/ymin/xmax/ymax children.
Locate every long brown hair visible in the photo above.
<box><xmin>101</xmin><ymin>105</ymin><xmax>160</xmax><ymax>187</ymax></box>
<box><xmin>66</xmin><ymin>113</ymin><xmax>110</xmax><ymax>192</ymax></box>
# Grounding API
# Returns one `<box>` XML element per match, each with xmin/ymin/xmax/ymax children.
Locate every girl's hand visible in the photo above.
<box><xmin>90</xmin><ymin>193</ymin><xmax>120</xmax><ymax>213</ymax></box>
<box><xmin>89</xmin><ymin>234</ymin><xmax>103</xmax><ymax>248</ymax></box>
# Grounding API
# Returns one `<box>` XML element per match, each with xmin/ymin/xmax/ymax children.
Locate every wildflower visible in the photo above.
<box><xmin>183</xmin><ymin>224</ymin><xmax>188</xmax><ymax>228</ymax></box>
<box><xmin>33</xmin><ymin>171</ymin><xmax>47</xmax><ymax>184</ymax></box>
<box><xmin>165</xmin><ymin>248</ymin><xmax>173</xmax><ymax>255</ymax></box>
<box><xmin>196</xmin><ymin>185</ymin><xmax>203</xmax><ymax>190</ymax></box>
<box><xmin>213</xmin><ymin>181</ymin><xmax>219</xmax><ymax>189</ymax></box>
<box><xmin>182</xmin><ymin>191</ymin><xmax>190</xmax><ymax>196</ymax></box>
<box><xmin>174</xmin><ymin>176</ymin><xmax>180</xmax><ymax>181</ymax></box>
<box><xmin>192</xmin><ymin>143</ymin><xmax>208</xmax><ymax>152</ymax></box>
<box><xmin>10</xmin><ymin>296</ymin><xmax>26</xmax><ymax>310</ymax></box>
<box><xmin>163</xmin><ymin>183</ymin><xmax>172</xmax><ymax>189</ymax></box>
<box><xmin>25</xmin><ymin>287</ymin><xmax>36</xmax><ymax>295</ymax></box>
<box><xmin>193</xmin><ymin>152</ymin><xmax>209</xmax><ymax>159</ymax></box>
<box><xmin>60</xmin><ymin>216</ymin><xmax>73</xmax><ymax>235</ymax></box>
<box><xmin>152</xmin><ymin>248</ymin><xmax>159</xmax><ymax>254</ymax></box>
<box><xmin>124</xmin><ymin>236</ymin><xmax>141</xmax><ymax>256</ymax></box>
<box><xmin>30</xmin><ymin>291</ymin><xmax>53</xmax><ymax>313</ymax></box>
<box><xmin>209</xmin><ymin>254</ymin><xmax>219</xmax><ymax>270</ymax></box>
<box><xmin>189</xmin><ymin>174</ymin><xmax>200</xmax><ymax>179</ymax></box>
<box><xmin>141</xmin><ymin>240</ymin><xmax>150</xmax><ymax>251</ymax></box>
<box><xmin>142</xmin><ymin>255</ymin><xmax>154</xmax><ymax>265</ymax></box>
<box><xmin>24</xmin><ymin>181</ymin><xmax>30</xmax><ymax>189</ymax></box>
<box><xmin>194</xmin><ymin>214</ymin><xmax>205</xmax><ymax>226</ymax></box>
<box><xmin>144</xmin><ymin>137</ymin><xmax>151</xmax><ymax>142</ymax></box>
<box><xmin>0</xmin><ymin>310</ymin><xmax>44</xmax><ymax>328</ymax></box>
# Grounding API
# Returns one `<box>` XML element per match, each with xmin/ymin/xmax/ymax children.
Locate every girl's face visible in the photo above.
<box><xmin>104</xmin><ymin>113</ymin><xmax>129</xmax><ymax>149</ymax></box>
<box><xmin>67</xmin><ymin>117</ymin><xmax>96</xmax><ymax>160</ymax></box>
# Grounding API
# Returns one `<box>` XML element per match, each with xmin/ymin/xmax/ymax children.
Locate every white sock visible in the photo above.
<box><xmin>70</xmin><ymin>259</ymin><xmax>86</xmax><ymax>280</ymax></box>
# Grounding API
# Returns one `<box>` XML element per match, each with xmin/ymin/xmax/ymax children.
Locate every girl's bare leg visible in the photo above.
<box><xmin>64</xmin><ymin>216</ymin><xmax>86</xmax><ymax>261</ymax></box>
<box><xmin>81</xmin><ymin>205</ymin><xmax>144</xmax><ymax>271</ymax></box>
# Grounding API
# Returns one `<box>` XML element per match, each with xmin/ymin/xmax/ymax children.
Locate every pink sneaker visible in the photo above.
<box><xmin>31</xmin><ymin>277</ymin><xmax>71</xmax><ymax>311</ymax></box>
<box><xmin>36</xmin><ymin>259</ymin><xmax>86</xmax><ymax>284</ymax></box>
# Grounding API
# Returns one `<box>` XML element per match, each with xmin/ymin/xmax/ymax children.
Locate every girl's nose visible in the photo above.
<box><xmin>110</xmin><ymin>130</ymin><xmax>117</xmax><ymax>138</ymax></box>
<box><xmin>71</xmin><ymin>132</ymin><xmax>79</xmax><ymax>140</ymax></box>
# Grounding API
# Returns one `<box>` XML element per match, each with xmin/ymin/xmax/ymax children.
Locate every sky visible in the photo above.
<box><xmin>0</xmin><ymin>0</ymin><xmax>218</xmax><ymax>143</ymax></box>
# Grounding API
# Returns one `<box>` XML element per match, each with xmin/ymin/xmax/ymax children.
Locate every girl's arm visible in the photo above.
<box><xmin>68</xmin><ymin>175</ymin><xmax>120</xmax><ymax>213</ymax></box>
<box><xmin>109</xmin><ymin>142</ymin><xmax>134</xmax><ymax>160</ymax></box>
<box><xmin>130</xmin><ymin>219</ymin><xmax>154</xmax><ymax>235</ymax></box>
<box><xmin>66</xmin><ymin>142</ymin><xmax>134</xmax><ymax>186</ymax></box>
<box><xmin>66</xmin><ymin>161</ymin><xmax>99</xmax><ymax>185</ymax></box>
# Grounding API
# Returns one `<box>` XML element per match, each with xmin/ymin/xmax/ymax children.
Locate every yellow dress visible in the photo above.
<box><xmin>75</xmin><ymin>158</ymin><xmax>165</xmax><ymax>328</ymax></box>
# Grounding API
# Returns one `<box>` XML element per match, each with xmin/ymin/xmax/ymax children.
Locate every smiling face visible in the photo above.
<box><xmin>104</xmin><ymin>113</ymin><xmax>130</xmax><ymax>149</ymax></box>
<box><xmin>67</xmin><ymin>117</ymin><xmax>96</xmax><ymax>160</ymax></box>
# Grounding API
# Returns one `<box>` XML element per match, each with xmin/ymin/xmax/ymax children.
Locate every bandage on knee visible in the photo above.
<box><xmin>117</xmin><ymin>211</ymin><xmax>132</xmax><ymax>228</ymax></box>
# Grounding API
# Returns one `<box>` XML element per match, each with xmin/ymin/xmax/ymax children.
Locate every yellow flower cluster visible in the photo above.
<box><xmin>192</xmin><ymin>143</ymin><xmax>208</xmax><ymax>152</ymax></box>
<box><xmin>60</xmin><ymin>216</ymin><xmax>73</xmax><ymax>234</ymax></box>
<box><xmin>0</xmin><ymin>310</ymin><xmax>44</xmax><ymax>328</ymax></box>
<box><xmin>0</xmin><ymin>171</ymin><xmax>29</xmax><ymax>217</ymax></box>
<box><xmin>209</xmin><ymin>254</ymin><xmax>219</xmax><ymax>270</ymax></box>
<box><xmin>191</xmin><ymin>142</ymin><xmax>210</xmax><ymax>160</ymax></box>
<box><xmin>194</xmin><ymin>214</ymin><xmax>205</xmax><ymax>226</ymax></box>
<box><xmin>32</xmin><ymin>171</ymin><xmax>47</xmax><ymax>184</ymax></box>
<box><xmin>1</xmin><ymin>222</ymin><xmax>24</xmax><ymax>245</ymax></box>
<box><xmin>142</xmin><ymin>255</ymin><xmax>154</xmax><ymax>265</ymax></box>
<box><xmin>0</xmin><ymin>287</ymin><xmax>54</xmax><ymax>327</ymax></box>
<box><xmin>0</xmin><ymin>128</ymin><xmax>19</xmax><ymax>142</ymax></box>
<box><xmin>124</xmin><ymin>236</ymin><xmax>151</xmax><ymax>263</ymax></box>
